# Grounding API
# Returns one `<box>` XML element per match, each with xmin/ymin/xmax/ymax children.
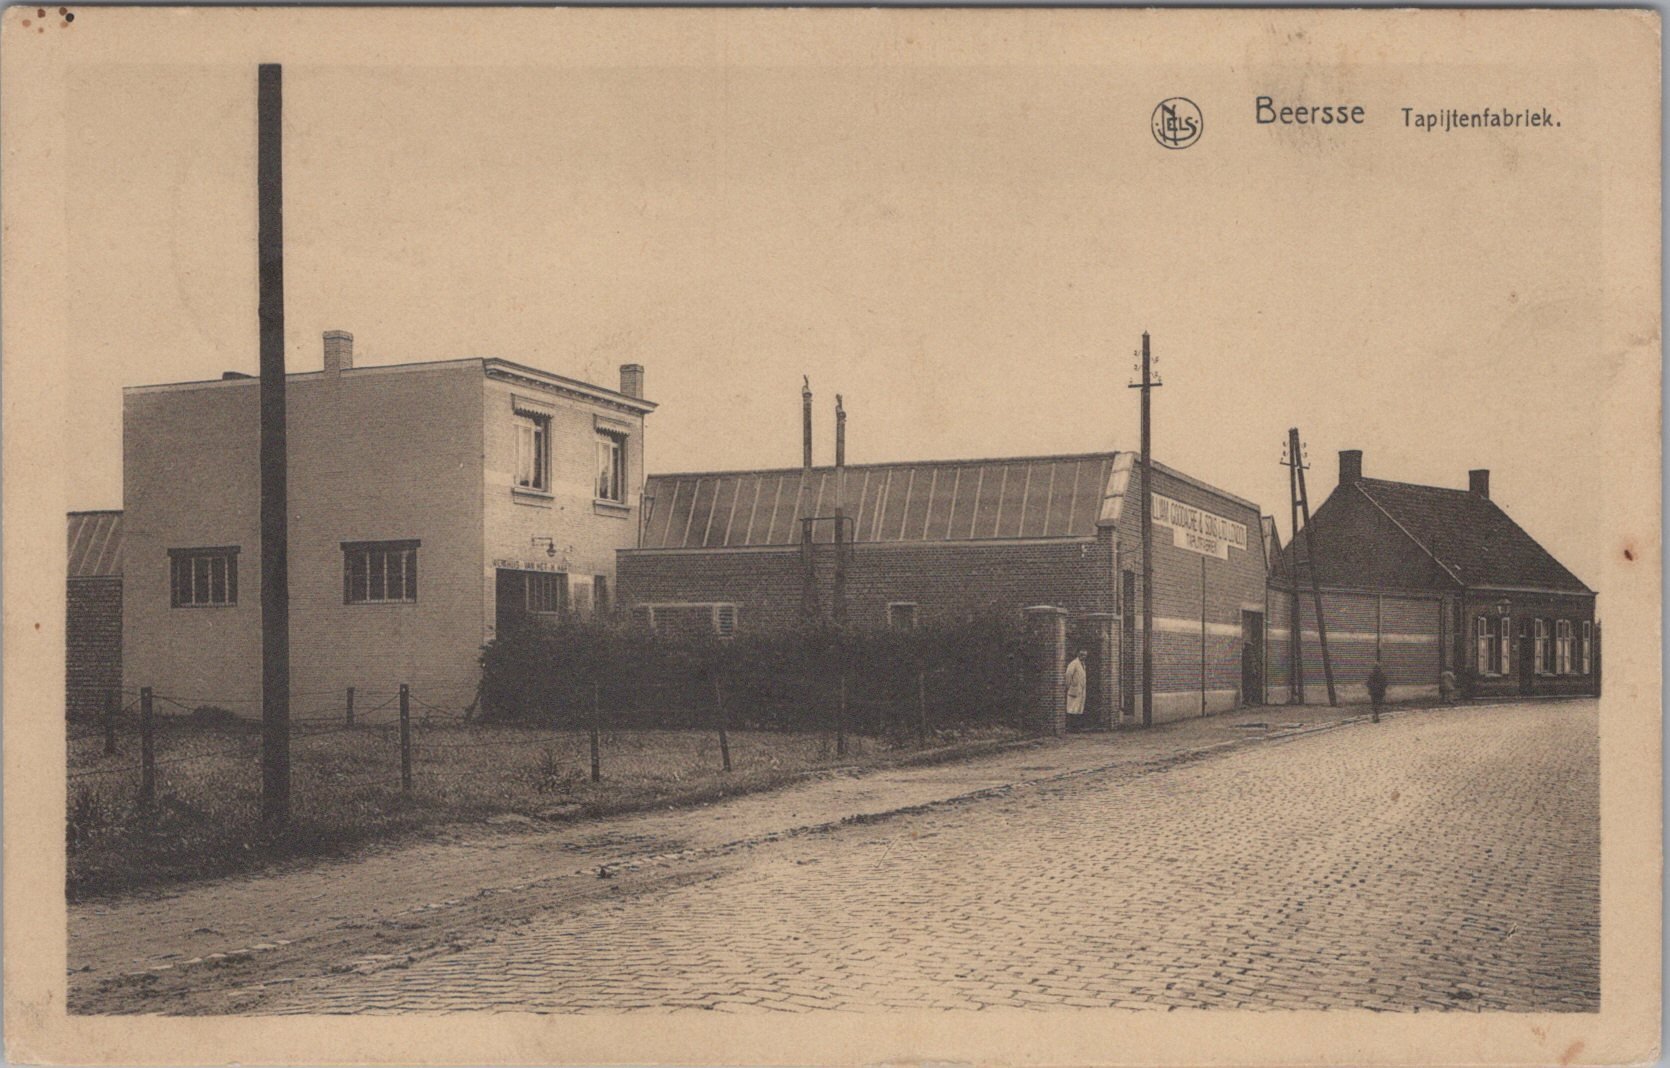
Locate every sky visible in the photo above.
<box><xmin>62</xmin><ymin>40</ymin><xmax>1615</xmax><ymax>585</ymax></box>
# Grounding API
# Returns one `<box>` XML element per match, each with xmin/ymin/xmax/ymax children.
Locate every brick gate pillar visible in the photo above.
<box><xmin>1024</xmin><ymin>605</ymin><xmax>1068</xmax><ymax>736</ymax></box>
<box><xmin>1084</xmin><ymin>612</ymin><xmax>1118</xmax><ymax>730</ymax></box>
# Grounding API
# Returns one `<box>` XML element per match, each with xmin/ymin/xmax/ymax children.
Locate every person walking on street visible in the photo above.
<box><xmin>1367</xmin><ymin>661</ymin><xmax>1388</xmax><ymax>723</ymax></box>
<box><xmin>1065</xmin><ymin>649</ymin><xmax>1088</xmax><ymax>726</ymax></box>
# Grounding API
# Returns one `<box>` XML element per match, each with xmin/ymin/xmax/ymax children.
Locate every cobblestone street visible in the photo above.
<box><xmin>251</xmin><ymin>701</ymin><xmax>1597</xmax><ymax>1014</ymax></box>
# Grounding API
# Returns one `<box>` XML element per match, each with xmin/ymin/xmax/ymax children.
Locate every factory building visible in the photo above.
<box><xmin>1268</xmin><ymin>450</ymin><xmax>1598</xmax><ymax>703</ymax></box>
<box><xmin>618</xmin><ymin>443</ymin><xmax>1270</xmax><ymax>726</ymax></box>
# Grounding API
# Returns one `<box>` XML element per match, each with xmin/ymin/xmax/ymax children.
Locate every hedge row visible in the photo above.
<box><xmin>476</xmin><ymin>612</ymin><xmax>1036</xmax><ymax>734</ymax></box>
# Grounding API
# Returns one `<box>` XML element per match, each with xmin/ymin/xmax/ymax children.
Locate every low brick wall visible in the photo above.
<box><xmin>67</xmin><ymin>578</ymin><xmax>122</xmax><ymax>719</ymax></box>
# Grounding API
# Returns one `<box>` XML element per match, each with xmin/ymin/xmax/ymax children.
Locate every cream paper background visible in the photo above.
<box><xmin>2</xmin><ymin>7</ymin><xmax>1660</xmax><ymax>1064</ymax></box>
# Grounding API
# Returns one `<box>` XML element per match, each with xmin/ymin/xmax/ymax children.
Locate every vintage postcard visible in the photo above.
<box><xmin>2</xmin><ymin>7</ymin><xmax>1661</xmax><ymax>1066</ymax></box>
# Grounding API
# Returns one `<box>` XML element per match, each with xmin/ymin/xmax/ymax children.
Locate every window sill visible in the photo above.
<box><xmin>172</xmin><ymin>602</ymin><xmax>238</xmax><ymax>609</ymax></box>
<box><xmin>513</xmin><ymin>488</ymin><xmax>555</xmax><ymax>507</ymax></box>
<box><xmin>593</xmin><ymin>499</ymin><xmax>630</xmax><ymax>517</ymax></box>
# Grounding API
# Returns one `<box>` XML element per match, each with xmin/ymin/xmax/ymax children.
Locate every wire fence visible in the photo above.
<box><xmin>66</xmin><ymin>666</ymin><xmax>1021</xmax><ymax>824</ymax></box>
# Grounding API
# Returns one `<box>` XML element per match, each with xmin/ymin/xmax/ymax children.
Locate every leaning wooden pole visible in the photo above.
<box><xmin>1290</xmin><ymin>428</ymin><xmax>1337</xmax><ymax>707</ymax></box>
<box><xmin>258</xmin><ymin>64</ymin><xmax>292</xmax><ymax>823</ymax></box>
<box><xmin>1286</xmin><ymin>439</ymin><xmax>1304</xmax><ymax>704</ymax></box>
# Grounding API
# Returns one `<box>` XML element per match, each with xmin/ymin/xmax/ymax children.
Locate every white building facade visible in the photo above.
<box><xmin>122</xmin><ymin>332</ymin><xmax>653</xmax><ymax>713</ymax></box>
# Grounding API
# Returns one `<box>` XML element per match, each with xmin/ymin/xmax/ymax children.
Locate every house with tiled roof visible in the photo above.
<box><xmin>1271</xmin><ymin>449</ymin><xmax>1597</xmax><ymax>703</ymax></box>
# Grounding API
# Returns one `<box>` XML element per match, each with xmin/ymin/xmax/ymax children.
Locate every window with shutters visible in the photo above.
<box><xmin>343</xmin><ymin>540</ymin><xmax>419</xmax><ymax>604</ymax></box>
<box><xmin>1581</xmin><ymin>620</ymin><xmax>1593</xmax><ymax>674</ymax></box>
<box><xmin>514</xmin><ymin>413</ymin><xmax>551</xmax><ymax>493</ymax></box>
<box><xmin>169</xmin><ymin>547</ymin><xmax>239</xmax><ymax>607</ymax></box>
<box><xmin>1475</xmin><ymin>615</ymin><xmax>1510</xmax><ymax>675</ymax></box>
<box><xmin>595</xmin><ymin>430</ymin><xmax>627</xmax><ymax>503</ymax></box>
<box><xmin>1533</xmin><ymin>618</ymin><xmax>1553</xmax><ymax>674</ymax></box>
<box><xmin>1555</xmin><ymin>620</ymin><xmax>1573</xmax><ymax>674</ymax></box>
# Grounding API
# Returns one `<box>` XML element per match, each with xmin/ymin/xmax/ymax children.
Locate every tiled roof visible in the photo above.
<box><xmin>1354</xmin><ymin>478</ymin><xmax>1591</xmax><ymax>593</ymax></box>
<box><xmin>639</xmin><ymin>454</ymin><xmax>1120</xmax><ymax>549</ymax></box>
<box><xmin>67</xmin><ymin>511</ymin><xmax>123</xmax><ymax>578</ymax></box>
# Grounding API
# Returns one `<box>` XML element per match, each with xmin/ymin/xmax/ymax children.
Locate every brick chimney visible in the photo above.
<box><xmin>323</xmin><ymin>330</ymin><xmax>353</xmax><ymax>376</ymax></box>
<box><xmin>1469</xmin><ymin>469</ymin><xmax>1490</xmax><ymax>499</ymax></box>
<box><xmin>1339</xmin><ymin>449</ymin><xmax>1363</xmax><ymax>484</ymax></box>
<box><xmin>619</xmin><ymin>363</ymin><xmax>644</xmax><ymax>399</ymax></box>
<box><xmin>802</xmin><ymin>376</ymin><xmax>813</xmax><ymax>469</ymax></box>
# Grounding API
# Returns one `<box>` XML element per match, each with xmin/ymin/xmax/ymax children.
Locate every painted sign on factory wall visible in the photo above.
<box><xmin>1151</xmin><ymin>493</ymin><xmax>1249</xmax><ymax>560</ymax></box>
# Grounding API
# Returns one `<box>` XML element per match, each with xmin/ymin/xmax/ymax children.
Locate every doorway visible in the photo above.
<box><xmin>1241</xmin><ymin>610</ymin><xmax>1265</xmax><ymax>705</ymax></box>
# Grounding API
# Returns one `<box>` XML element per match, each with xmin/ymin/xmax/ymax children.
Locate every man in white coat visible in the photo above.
<box><xmin>1065</xmin><ymin>649</ymin><xmax>1088</xmax><ymax>723</ymax></box>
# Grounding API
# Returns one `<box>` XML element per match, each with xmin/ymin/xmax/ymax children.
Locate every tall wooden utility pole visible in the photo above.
<box><xmin>257</xmin><ymin>64</ymin><xmax>291</xmax><ymax>823</ymax></box>
<box><xmin>1288</xmin><ymin>427</ymin><xmax>1338</xmax><ymax>706</ymax></box>
<box><xmin>1128</xmin><ymin>332</ymin><xmax>1161</xmax><ymax>727</ymax></box>
<box><xmin>1283</xmin><ymin>438</ymin><xmax>1304</xmax><ymax>703</ymax></box>
<box><xmin>832</xmin><ymin>395</ymin><xmax>847</xmax><ymax>626</ymax></box>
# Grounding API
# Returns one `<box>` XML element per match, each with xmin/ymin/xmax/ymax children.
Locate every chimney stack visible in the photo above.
<box><xmin>619</xmin><ymin>363</ymin><xmax>644</xmax><ymax>399</ymax></box>
<box><xmin>1339</xmin><ymin>449</ymin><xmax>1363</xmax><ymax>484</ymax></box>
<box><xmin>802</xmin><ymin>376</ymin><xmax>814</xmax><ymax>469</ymax></box>
<box><xmin>323</xmin><ymin>330</ymin><xmax>353</xmax><ymax>376</ymax></box>
<box><xmin>835</xmin><ymin>394</ymin><xmax>846</xmax><ymax>469</ymax></box>
<box><xmin>1469</xmin><ymin>469</ymin><xmax>1490</xmax><ymax>499</ymax></box>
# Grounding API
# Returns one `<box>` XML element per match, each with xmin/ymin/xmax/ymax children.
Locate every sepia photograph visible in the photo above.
<box><xmin>2</xmin><ymin>7</ymin><xmax>1661</xmax><ymax>1066</ymax></box>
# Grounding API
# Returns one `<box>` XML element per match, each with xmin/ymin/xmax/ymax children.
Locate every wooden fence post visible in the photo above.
<box><xmin>103</xmin><ymin>688</ymin><xmax>118</xmax><ymax>756</ymax></box>
<box><xmin>589</xmin><ymin>681</ymin><xmax>602</xmax><ymax>783</ymax></box>
<box><xmin>345</xmin><ymin>686</ymin><xmax>355</xmax><ymax>728</ymax></box>
<box><xmin>836</xmin><ymin>674</ymin><xmax>848</xmax><ymax>757</ymax></box>
<box><xmin>398</xmin><ymin>684</ymin><xmax>412</xmax><ymax>791</ymax></box>
<box><xmin>138</xmin><ymin>687</ymin><xmax>156</xmax><ymax>807</ymax></box>
<box><xmin>713</xmin><ymin>674</ymin><xmax>732</xmax><ymax>773</ymax></box>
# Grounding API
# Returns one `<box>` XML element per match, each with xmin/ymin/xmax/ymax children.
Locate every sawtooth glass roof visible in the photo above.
<box><xmin>640</xmin><ymin>454</ymin><xmax>1120</xmax><ymax>549</ymax></box>
<box><xmin>68</xmin><ymin>511</ymin><xmax>123</xmax><ymax>578</ymax></box>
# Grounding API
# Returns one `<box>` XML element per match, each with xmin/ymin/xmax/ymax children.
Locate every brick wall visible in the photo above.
<box><xmin>618</xmin><ymin>547</ymin><xmax>806</xmax><ymax>632</ymax></box>
<box><xmin>1116</xmin><ymin>464</ymin><xmax>1268</xmax><ymax>722</ymax></box>
<box><xmin>1265</xmin><ymin>586</ymin><xmax>1444</xmax><ymax>704</ymax></box>
<box><xmin>619</xmin><ymin>531</ymin><xmax>1116</xmax><ymax>637</ymax></box>
<box><xmin>67</xmin><ymin>578</ymin><xmax>121</xmax><ymax>718</ymax></box>
<box><xmin>1268</xmin><ymin>584</ymin><xmax>1600</xmax><ymax>704</ymax></box>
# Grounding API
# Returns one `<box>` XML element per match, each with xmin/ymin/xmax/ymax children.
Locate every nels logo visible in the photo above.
<box><xmin>1151</xmin><ymin>97</ymin><xmax>1203</xmax><ymax>150</ymax></box>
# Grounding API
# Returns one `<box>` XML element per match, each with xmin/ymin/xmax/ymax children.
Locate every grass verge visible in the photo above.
<box><xmin>67</xmin><ymin>715</ymin><xmax>1026</xmax><ymax>901</ymax></box>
